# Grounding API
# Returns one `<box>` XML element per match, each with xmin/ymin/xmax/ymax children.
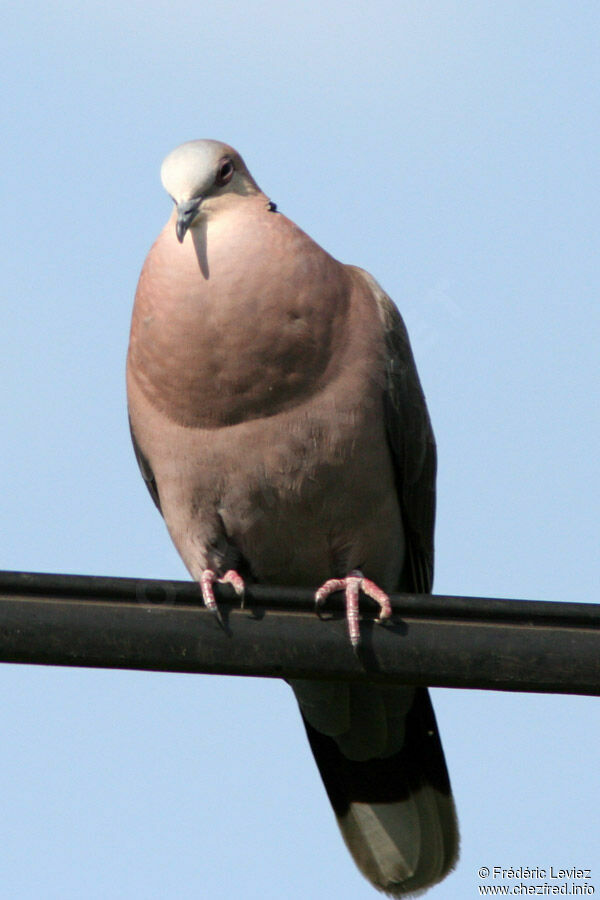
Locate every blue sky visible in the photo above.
<box><xmin>2</xmin><ymin>2</ymin><xmax>599</xmax><ymax>897</ymax></box>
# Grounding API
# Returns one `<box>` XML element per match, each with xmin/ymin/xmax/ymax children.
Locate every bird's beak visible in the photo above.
<box><xmin>175</xmin><ymin>197</ymin><xmax>203</xmax><ymax>243</ymax></box>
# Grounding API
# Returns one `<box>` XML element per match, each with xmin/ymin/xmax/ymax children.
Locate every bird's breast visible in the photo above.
<box><xmin>127</xmin><ymin>213</ymin><xmax>351</xmax><ymax>428</ymax></box>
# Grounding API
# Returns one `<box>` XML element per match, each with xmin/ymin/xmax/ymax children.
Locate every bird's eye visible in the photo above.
<box><xmin>216</xmin><ymin>158</ymin><xmax>235</xmax><ymax>186</ymax></box>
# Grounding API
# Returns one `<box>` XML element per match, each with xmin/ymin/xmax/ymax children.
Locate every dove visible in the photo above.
<box><xmin>127</xmin><ymin>139</ymin><xmax>458</xmax><ymax>894</ymax></box>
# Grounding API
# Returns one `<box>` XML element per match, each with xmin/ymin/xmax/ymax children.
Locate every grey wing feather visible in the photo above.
<box><xmin>380</xmin><ymin>292</ymin><xmax>436</xmax><ymax>594</ymax></box>
<box><xmin>129</xmin><ymin>417</ymin><xmax>162</xmax><ymax>513</ymax></box>
<box><xmin>356</xmin><ymin>269</ymin><xmax>437</xmax><ymax>595</ymax></box>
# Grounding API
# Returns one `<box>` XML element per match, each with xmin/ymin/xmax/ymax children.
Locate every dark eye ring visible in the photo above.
<box><xmin>216</xmin><ymin>157</ymin><xmax>235</xmax><ymax>185</ymax></box>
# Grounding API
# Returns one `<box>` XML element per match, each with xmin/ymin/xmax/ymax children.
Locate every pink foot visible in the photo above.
<box><xmin>199</xmin><ymin>569</ymin><xmax>246</xmax><ymax>622</ymax></box>
<box><xmin>315</xmin><ymin>569</ymin><xmax>392</xmax><ymax>648</ymax></box>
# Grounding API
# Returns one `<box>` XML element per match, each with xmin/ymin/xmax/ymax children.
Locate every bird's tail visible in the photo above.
<box><xmin>297</xmin><ymin>685</ymin><xmax>458</xmax><ymax>896</ymax></box>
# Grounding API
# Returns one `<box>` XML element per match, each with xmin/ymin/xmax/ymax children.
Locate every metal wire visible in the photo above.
<box><xmin>1</xmin><ymin>569</ymin><xmax>599</xmax><ymax>695</ymax></box>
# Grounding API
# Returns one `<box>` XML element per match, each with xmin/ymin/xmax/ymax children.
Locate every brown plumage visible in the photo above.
<box><xmin>127</xmin><ymin>139</ymin><xmax>458</xmax><ymax>894</ymax></box>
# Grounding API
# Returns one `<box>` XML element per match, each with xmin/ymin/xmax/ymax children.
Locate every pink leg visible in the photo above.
<box><xmin>315</xmin><ymin>569</ymin><xmax>392</xmax><ymax>648</ymax></box>
<box><xmin>199</xmin><ymin>569</ymin><xmax>246</xmax><ymax>622</ymax></box>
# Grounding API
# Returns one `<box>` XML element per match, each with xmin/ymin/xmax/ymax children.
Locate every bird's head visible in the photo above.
<box><xmin>160</xmin><ymin>139</ymin><xmax>262</xmax><ymax>243</ymax></box>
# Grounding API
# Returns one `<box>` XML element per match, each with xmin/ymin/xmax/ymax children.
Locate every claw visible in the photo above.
<box><xmin>199</xmin><ymin>568</ymin><xmax>246</xmax><ymax>623</ymax></box>
<box><xmin>315</xmin><ymin>569</ymin><xmax>392</xmax><ymax>648</ymax></box>
<box><xmin>220</xmin><ymin>569</ymin><xmax>246</xmax><ymax>607</ymax></box>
